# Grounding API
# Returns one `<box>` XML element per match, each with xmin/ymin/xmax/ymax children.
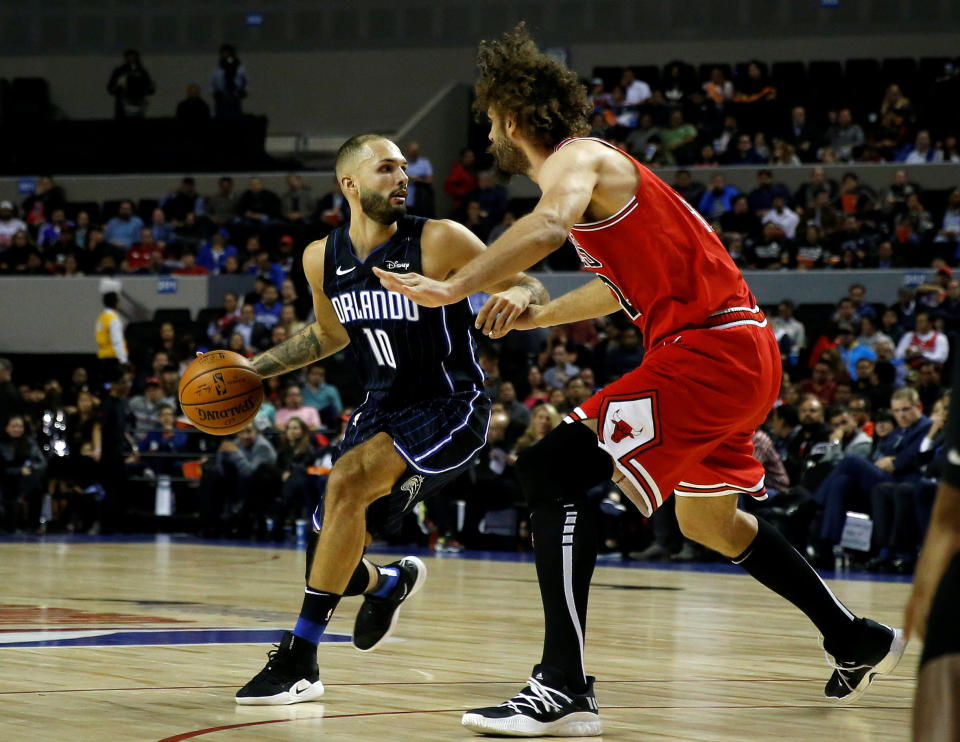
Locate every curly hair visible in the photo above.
<box><xmin>474</xmin><ymin>23</ymin><xmax>590</xmax><ymax>149</ymax></box>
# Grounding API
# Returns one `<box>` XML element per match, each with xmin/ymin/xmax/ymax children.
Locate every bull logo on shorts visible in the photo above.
<box><xmin>610</xmin><ymin>411</ymin><xmax>643</xmax><ymax>444</ymax></box>
<box><xmin>401</xmin><ymin>474</ymin><xmax>425</xmax><ymax>511</ymax></box>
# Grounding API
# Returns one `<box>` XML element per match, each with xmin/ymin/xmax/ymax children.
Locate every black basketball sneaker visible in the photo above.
<box><xmin>235</xmin><ymin>631</ymin><xmax>325</xmax><ymax>705</ymax></box>
<box><xmin>821</xmin><ymin>617</ymin><xmax>907</xmax><ymax>703</ymax></box>
<box><xmin>353</xmin><ymin>556</ymin><xmax>427</xmax><ymax>652</ymax></box>
<box><xmin>461</xmin><ymin>668</ymin><xmax>602</xmax><ymax>737</ymax></box>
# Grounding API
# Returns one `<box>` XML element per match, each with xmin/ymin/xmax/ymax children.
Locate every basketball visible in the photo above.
<box><xmin>178</xmin><ymin>350</ymin><xmax>264</xmax><ymax>435</ymax></box>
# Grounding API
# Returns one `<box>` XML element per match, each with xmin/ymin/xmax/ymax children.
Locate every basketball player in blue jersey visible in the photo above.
<box><xmin>234</xmin><ymin>134</ymin><xmax>548</xmax><ymax>705</ymax></box>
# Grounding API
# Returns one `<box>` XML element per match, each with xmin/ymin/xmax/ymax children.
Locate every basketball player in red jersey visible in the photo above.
<box><xmin>377</xmin><ymin>25</ymin><xmax>905</xmax><ymax>737</ymax></box>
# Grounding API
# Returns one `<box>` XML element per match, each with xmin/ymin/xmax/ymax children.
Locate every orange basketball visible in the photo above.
<box><xmin>178</xmin><ymin>350</ymin><xmax>264</xmax><ymax>435</ymax></box>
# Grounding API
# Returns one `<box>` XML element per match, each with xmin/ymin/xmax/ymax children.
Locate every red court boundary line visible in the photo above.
<box><xmin>0</xmin><ymin>676</ymin><xmax>915</xmax><ymax>695</ymax></box>
<box><xmin>156</xmin><ymin>704</ymin><xmax>913</xmax><ymax>742</ymax></box>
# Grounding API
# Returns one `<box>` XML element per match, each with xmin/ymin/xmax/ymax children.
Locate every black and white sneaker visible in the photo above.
<box><xmin>821</xmin><ymin>618</ymin><xmax>907</xmax><ymax>703</ymax></box>
<box><xmin>353</xmin><ymin>556</ymin><xmax>427</xmax><ymax>652</ymax></box>
<box><xmin>235</xmin><ymin>631</ymin><xmax>324</xmax><ymax>705</ymax></box>
<box><xmin>461</xmin><ymin>670</ymin><xmax>602</xmax><ymax>737</ymax></box>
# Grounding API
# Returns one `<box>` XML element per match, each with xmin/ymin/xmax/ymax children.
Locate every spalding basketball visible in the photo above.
<box><xmin>178</xmin><ymin>351</ymin><xmax>264</xmax><ymax>435</ymax></box>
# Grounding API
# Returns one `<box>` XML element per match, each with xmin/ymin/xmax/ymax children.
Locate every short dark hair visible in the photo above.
<box><xmin>775</xmin><ymin>404</ymin><xmax>799</xmax><ymax>428</ymax></box>
<box><xmin>102</xmin><ymin>291</ymin><xmax>119</xmax><ymax>309</ymax></box>
<box><xmin>473</xmin><ymin>23</ymin><xmax>590</xmax><ymax>149</ymax></box>
<box><xmin>335</xmin><ymin>134</ymin><xmax>387</xmax><ymax>178</ymax></box>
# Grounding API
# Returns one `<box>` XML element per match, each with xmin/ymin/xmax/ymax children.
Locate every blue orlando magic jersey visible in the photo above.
<box><xmin>322</xmin><ymin>215</ymin><xmax>485</xmax><ymax>405</ymax></box>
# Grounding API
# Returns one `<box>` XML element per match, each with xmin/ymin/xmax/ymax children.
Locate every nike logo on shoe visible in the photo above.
<box><xmin>336</xmin><ymin>265</ymin><xmax>356</xmax><ymax>275</ymax></box>
<box><xmin>293</xmin><ymin>679</ymin><xmax>313</xmax><ymax>695</ymax></box>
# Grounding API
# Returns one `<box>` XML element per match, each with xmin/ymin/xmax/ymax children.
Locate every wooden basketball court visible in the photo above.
<box><xmin>0</xmin><ymin>538</ymin><xmax>915</xmax><ymax>741</ymax></box>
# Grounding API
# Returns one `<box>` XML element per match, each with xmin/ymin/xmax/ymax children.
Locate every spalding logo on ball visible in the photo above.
<box><xmin>178</xmin><ymin>351</ymin><xmax>264</xmax><ymax>435</ymax></box>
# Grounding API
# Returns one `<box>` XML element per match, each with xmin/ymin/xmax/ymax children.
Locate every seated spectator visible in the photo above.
<box><xmin>275</xmin><ymin>416</ymin><xmax>322</xmax><ymax>534</ymax></box>
<box><xmin>274</xmin><ymin>384</ymin><xmax>321</xmax><ymax>431</ymax></box>
<box><xmin>523</xmin><ymin>366</ymin><xmax>549</xmax><ymax>408</ymax></box>
<box><xmin>895</xmin><ymin>311</ymin><xmax>949</xmax><ymax>367</ymax></box>
<box><xmin>799</xmin><ymin>190</ymin><xmax>841</xmax><ymax>235</ymax></box>
<box><xmin>783</xmin><ymin>107</ymin><xmax>820</xmax><ymax>163</ymax></box>
<box><xmin>761</xmin><ymin>195</ymin><xmax>800</xmax><ymax>239</ymax></box>
<box><xmin>278</xmin><ymin>304</ymin><xmax>305</xmax><ymax>337</ymax></box>
<box><xmin>812</xmin><ymin>388</ymin><xmax>931</xmax><ymax>564</ymax></box>
<box><xmin>464</xmin><ymin>201</ymin><xmax>491</xmax><ymax>243</ymax></box>
<box><xmin>660</xmin><ymin>110</ymin><xmax>698</xmax><ymax>165</ymax></box>
<box><xmin>914</xmin><ymin>361</ymin><xmax>944</xmax><ymax>414</ymax></box>
<box><xmin>719</xmin><ymin>195</ymin><xmax>762</xmax><ymax>243</ymax></box>
<box><xmin>933</xmin><ymin>187</ymin><xmax>960</xmax><ymax>247</ymax></box>
<box><xmin>123</xmin><ymin>228</ymin><xmax>166</xmax><ymax>274</ymax></box>
<box><xmin>247</xmin><ymin>249</ymin><xmax>286</xmax><ymax>291</ymax></box>
<box><xmin>698</xmin><ymin>173</ymin><xmax>738</xmax><ymax>219</ymax></box>
<box><xmin>881</xmin><ymin>169</ymin><xmax>921</xmax><ymax>220</ymax></box>
<box><xmin>769</xmin><ymin>139</ymin><xmax>800</xmax><ymax>165</ymax></box>
<box><xmin>836</xmin><ymin>171</ymin><xmax>877</xmax><ymax>216</ymax></box>
<box><xmin>148</xmin><ymin>208</ymin><xmax>177</xmax><ymax>248</ymax></box>
<box><xmin>104</xmin><ymin>200</ymin><xmax>144</xmax><ymax>249</ymax></box>
<box><xmin>621</xmin><ymin>67</ymin><xmax>651</xmax><ymax>105</ymax></box>
<box><xmin>748</xmin><ymin>222</ymin><xmax>789</xmax><ymax>269</ymax></box>
<box><xmin>880</xmin><ymin>83</ymin><xmax>912</xmax><ymax>118</ymax></box>
<box><xmin>0</xmin><ymin>201</ymin><xmax>27</xmax><ymax>249</ymax></box>
<box><xmin>603</xmin><ymin>325</ymin><xmax>644</xmax><ymax>379</ymax></box>
<box><xmin>281</xmin><ymin>174</ymin><xmax>317</xmax><ymax>223</ymax></box>
<box><xmin>828</xmin><ymin>215</ymin><xmax>876</xmax><ymax>263</ymax></box>
<box><xmin>824</xmin><ymin>108</ymin><xmax>865</xmax><ymax>162</ymax></box>
<box><xmin>21</xmin><ymin>176</ymin><xmax>66</xmax><ymax>228</ymax></box>
<box><xmin>702</xmin><ymin>67</ymin><xmax>733</xmax><ymax>107</ymax></box>
<box><xmin>792</xmin><ymin>225</ymin><xmax>827</xmax><ymax>270</ymax></box>
<box><xmin>794</xmin><ymin>167</ymin><xmax>839</xmax><ymax>213</ymax></box>
<box><xmin>175</xmin><ymin>82</ymin><xmax>211</xmax><ymax>124</ymax></box>
<box><xmin>237</xmin><ymin>177</ymin><xmax>282</xmax><ymax>230</ymax></box>
<box><xmin>37</xmin><ymin>208</ymin><xmax>72</xmax><ymax>249</ymax></box>
<box><xmin>301</xmin><ymin>364</ymin><xmax>342</xmax><ymax>427</ymax></box>
<box><xmin>137</xmin><ymin>403</ymin><xmax>188</xmax><ymax>473</ymax></box>
<box><xmin>253</xmin><ymin>282</ymin><xmax>282</xmax><ymax>328</ymax></box>
<box><xmin>916</xmin><ymin>266</ymin><xmax>952</xmax><ymax>310</ymax></box>
<box><xmin>514</xmin><ymin>403</ymin><xmax>561</xmax><ymax>454</ymax></box>
<box><xmin>443</xmin><ymin>148</ymin><xmax>477</xmax><ymax>212</ymax></box>
<box><xmin>207</xmin><ymin>291</ymin><xmax>242</xmax><ymax>345</ymax></box>
<box><xmin>197</xmin><ymin>230</ymin><xmax>238</xmax><ymax>273</ymax></box>
<box><xmin>671</xmin><ymin>169</ymin><xmax>705</xmax><ymax>208</ymax></box>
<box><xmin>747</xmin><ymin>169</ymin><xmax>790</xmax><ymax>216</ymax></box>
<box><xmin>404</xmin><ymin>141</ymin><xmax>434</xmax><ymax>217</ymax></box>
<box><xmin>625</xmin><ymin>114</ymin><xmax>660</xmax><ymax>159</ymax></box>
<box><xmin>228</xmin><ymin>330</ymin><xmax>253</xmax><ymax>358</ymax></box>
<box><xmin>0</xmin><ymin>415</ymin><xmax>47</xmax><ymax>532</ymax></box>
<box><xmin>724</xmin><ymin>133</ymin><xmax>766</xmax><ymax>165</ymax></box>
<box><xmin>934</xmin><ymin>278</ymin><xmax>960</xmax><ymax>332</ymax></box>
<box><xmin>200</xmin><ymin>423</ymin><xmax>279</xmax><ymax>536</ymax></box>
<box><xmin>205</xmin><ymin>176</ymin><xmax>238</xmax><ymax>227</ymax></box>
<box><xmin>129</xmin><ymin>377</ymin><xmax>169</xmax><ymax>438</ymax></box>
<box><xmin>771</xmin><ymin>300</ymin><xmax>806</xmax><ymax>358</ymax></box>
<box><xmin>858</xmin><ymin>315</ymin><xmax>894</xmax><ymax>353</ymax></box>
<box><xmin>564</xmin><ymin>377</ymin><xmax>592</xmax><ymax>414</ymax></box>
<box><xmin>160</xmin><ymin>177</ymin><xmax>205</xmax><ymax>225</ymax></box>
<box><xmin>543</xmin><ymin>342</ymin><xmax>580</xmax><ymax>390</ymax></box>
<box><xmin>314</xmin><ymin>177</ymin><xmax>349</xmax><ymax>229</ymax></box>
<box><xmin>226</xmin><ymin>303</ymin><xmax>270</xmax><ymax>353</ymax></box>
<box><xmin>898</xmin><ymin>129</ymin><xmax>943</xmax><ymax>164</ymax></box>
<box><xmin>782</xmin><ymin>397</ymin><xmax>832</xmax><ymax>488</ymax></box>
<box><xmin>173</xmin><ymin>247</ymin><xmax>207</xmax><ymax>275</ymax></box>
<box><xmin>486</xmin><ymin>212</ymin><xmax>516</xmax><ymax>245</ymax></box>
<box><xmin>497</xmin><ymin>381</ymin><xmax>531</xmax><ymax>430</ymax></box>
<box><xmin>834</xmin><ymin>322</ymin><xmax>876</xmax><ymax>379</ymax></box>
<box><xmin>800</xmin><ymin>361</ymin><xmax>837</xmax><ymax>405</ymax></box>
<box><xmin>696</xmin><ymin>144</ymin><xmax>719</xmax><ymax>167</ymax></box>
<box><xmin>825</xmin><ymin>405</ymin><xmax>873</xmax><ymax>460</ymax></box>
<box><xmin>464</xmin><ymin>171</ymin><xmax>508</xmax><ymax>226</ymax></box>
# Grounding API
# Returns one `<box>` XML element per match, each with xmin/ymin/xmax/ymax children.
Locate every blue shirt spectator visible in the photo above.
<box><xmin>698</xmin><ymin>175</ymin><xmax>739</xmax><ymax>219</ymax></box>
<box><xmin>104</xmin><ymin>201</ymin><xmax>144</xmax><ymax>248</ymax></box>
<box><xmin>197</xmin><ymin>232</ymin><xmax>239</xmax><ymax>273</ymax></box>
<box><xmin>253</xmin><ymin>284</ymin><xmax>283</xmax><ymax>328</ymax></box>
<box><xmin>302</xmin><ymin>365</ymin><xmax>343</xmax><ymax>426</ymax></box>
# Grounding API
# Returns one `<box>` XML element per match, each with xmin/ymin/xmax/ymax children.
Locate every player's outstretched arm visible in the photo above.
<box><xmin>375</xmin><ymin>145</ymin><xmax>598</xmax><ymax>308</ymax></box>
<box><xmin>251</xmin><ymin>239</ymin><xmax>350</xmax><ymax>378</ymax></box>
<box><xmin>507</xmin><ymin>277</ymin><xmax>622</xmax><ymax>333</ymax></box>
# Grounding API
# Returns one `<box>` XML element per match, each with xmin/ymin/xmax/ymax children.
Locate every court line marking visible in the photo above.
<box><xmin>0</xmin><ymin>677</ymin><xmax>913</xmax><ymax>695</ymax></box>
<box><xmin>156</xmin><ymin>703</ymin><xmax>913</xmax><ymax>741</ymax></box>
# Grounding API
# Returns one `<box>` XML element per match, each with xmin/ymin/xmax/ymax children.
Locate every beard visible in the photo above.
<box><xmin>489</xmin><ymin>134</ymin><xmax>531</xmax><ymax>177</ymax></box>
<box><xmin>359</xmin><ymin>186</ymin><xmax>406</xmax><ymax>225</ymax></box>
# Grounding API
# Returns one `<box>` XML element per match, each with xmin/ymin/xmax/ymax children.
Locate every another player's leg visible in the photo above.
<box><xmin>462</xmin><ymin>420</ymin><xmax>611</xmax><ymax>737</ymax></box>
<box><xmin>675</xmin><ymin>494</ymin><xmax>906</xmax><ymax>703</ymax></box>
<box><xmin>236</xmin><ymin>433</ymin><xmax>408</xmax><ymax>705</ymax></box>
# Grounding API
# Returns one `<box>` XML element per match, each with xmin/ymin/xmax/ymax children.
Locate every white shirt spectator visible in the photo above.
<box><xmin>0</xmin><ymin>205</ymin><xmax>26</xmax><ymax>247</ymax></box>
<box><xmin>405</xmin><ymin>156</ymin><xmax>433</xmax><ymax>208</ymax></box>
<box><xmin>771</xmin><ymin>316</ymin><xmax>806</xmax><ymax>352</ymax></box>
<box><xmin>624</xmin><ymin>79</ymin><xmax>652</xmax><ymax>105</ymax></box>
<box><xmin>762</xmin><ymin>206</ymin><xmax>800</xmax><ymax>240</ymax></box>
<box><xmin>895</xmin><ymin>329</ymin><xmax>949</xmax><ymax>365</ymax></box>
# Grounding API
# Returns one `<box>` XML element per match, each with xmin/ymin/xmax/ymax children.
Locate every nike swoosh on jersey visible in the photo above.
<box><xmin>336</xmin><ymin>265</ymin><xmax>356</xmax><ymax>275</ymax></box>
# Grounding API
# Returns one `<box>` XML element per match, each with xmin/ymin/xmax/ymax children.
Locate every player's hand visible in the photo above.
<box><xmin>476</xmin><ymin>286</ymin><xmax>534</xmax><ymax>339</ymax></box>
<box><xmin>876</xmin><ymin>456</ymin><xmax>896</xmax><ymax>473</ymax></box>
<box><xmin>373</xmin><ymin>268</ymin><xmax>460</xmax><ymax>308</ymax></box>
<box><xmin>219</xmin><ymin>440</ymin><xmax>239</xmax><ymax>453</ymax></box>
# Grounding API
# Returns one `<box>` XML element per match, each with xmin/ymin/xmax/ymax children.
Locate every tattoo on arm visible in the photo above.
<box><xmin>251</xmin><ymin>324</ymin><xmax>325</xmax><ymax>378</ymax></box>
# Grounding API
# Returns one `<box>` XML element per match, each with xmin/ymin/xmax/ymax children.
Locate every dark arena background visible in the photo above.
<box><xmin>0</xmin><ymin>1</ymin><xmax>955</xmax><ymax>739</ymax></box>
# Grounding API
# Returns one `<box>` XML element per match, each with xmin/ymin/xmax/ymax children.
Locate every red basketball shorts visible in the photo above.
<box><xmin>567</xmin><ymin>323</ymin><xmax>782</xmax><ymax>517</ymax></box>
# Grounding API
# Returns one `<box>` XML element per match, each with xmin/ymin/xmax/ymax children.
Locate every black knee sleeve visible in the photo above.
<box><xmin>304</xmin><ymin>529</ymin><xmax>319</xmax><ymax>583</ymax></box>
<box><xmin>517</xmin><ymin>420</ymin><xmax>613</xmax><ymax>510</ymax></box>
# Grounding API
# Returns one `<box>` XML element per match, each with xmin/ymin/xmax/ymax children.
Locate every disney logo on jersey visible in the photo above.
<box><xmin>384</xmin><ymin>260</ymin><xmax>410</xmax><ymax>271</ymax></box>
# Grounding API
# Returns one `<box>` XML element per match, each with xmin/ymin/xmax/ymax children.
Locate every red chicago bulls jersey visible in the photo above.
<box><xmin>557</xmin><ymin>137</ymin><xmax>763</xmax><ymax>349</ymax></box>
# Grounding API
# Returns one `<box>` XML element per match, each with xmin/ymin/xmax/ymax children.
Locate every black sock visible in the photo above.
<box><xmin>734</xmin><ymin>517</ymin><xmax>856</xmax><ymax>645</ymax></box>
<box><xmin>532</xmin><ymin>499</ymin><xmax>598</xmax><ymax>693</ymax></box>
<box><xmin>343</xmin><ymin>560</ymin><xmax>373</xmax><ymax>596</ymax></box>
<box><xmin>292</xmin><ymin>588</ymin><xmax>341</xmax><ymax>646</ymax></box>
